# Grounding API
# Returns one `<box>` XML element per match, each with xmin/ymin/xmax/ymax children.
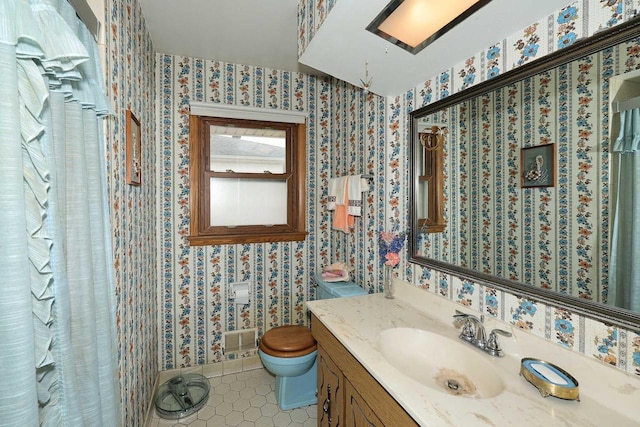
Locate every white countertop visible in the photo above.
<box><xmin>306</xmin><ymin>280</ymin><xmax>640</xmax><ymax>427</ymax></box>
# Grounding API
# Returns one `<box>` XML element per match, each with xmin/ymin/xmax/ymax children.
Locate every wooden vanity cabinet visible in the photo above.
<box><xmin>344</xmin><ymin>379</ymin><xmax>382</xmax><ymax>426</ymax></box>
<box><xmin>311</xmin><ymin>314</ymin><xmax>418</xmax><ymax>427</ymax></box>
<box><xmin>317</xmin><ymin>345</ymin><xmax>343</xmax><ymax>426</ymax></box>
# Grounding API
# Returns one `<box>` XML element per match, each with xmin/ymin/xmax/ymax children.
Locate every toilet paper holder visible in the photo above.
<box><xmin>231</xmin><ymin>281</ymin><xmax>250</xmax><ymax>305</ymax></box>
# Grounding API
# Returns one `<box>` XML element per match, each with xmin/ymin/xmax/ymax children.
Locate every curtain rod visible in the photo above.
<box><xmin>611</xmin><ymin>95</ymin><xmax>640</xmax><ymax>113</ymax></box>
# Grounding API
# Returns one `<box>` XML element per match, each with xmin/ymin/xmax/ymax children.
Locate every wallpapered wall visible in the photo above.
<box><xmin>422</xmin><ymin>39</ymin><xmax>640</xmax><ymax>303</ymax></box>
<box><xmin>104</xmin><ymin>0</ymin><xmax>157</xmax><ymax>425</ymax></box>
<box><xmin>156</xmin><ymin>56</ymin><xmax>390</xmax><ymax>371</ymax></box>
<box><xmin>297</xmin><ymin>0</ymin><xmax>336</xmax><ymax>58</ymax></box>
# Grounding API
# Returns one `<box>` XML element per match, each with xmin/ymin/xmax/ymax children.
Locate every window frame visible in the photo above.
<box><xmin>188</xmin><ymin>111</ymin><xmax>307</xmax><ymax>246</ymax></box>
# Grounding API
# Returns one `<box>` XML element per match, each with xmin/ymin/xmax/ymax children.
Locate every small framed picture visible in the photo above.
<box><xmin>126</xmin><ymin>109</ymin><xmax>141</xmax><ymax>186</ymax></box>
<box><xmin>521</xmin><ymin>144</ymin><xmax>555</xmax><ymax>188</ymax></box>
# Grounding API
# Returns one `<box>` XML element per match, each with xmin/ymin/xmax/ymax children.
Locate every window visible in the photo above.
<box><xmin>188</xmin><ymin>105</ymin><xmax>307</xmax><ymax>245</ymax></box>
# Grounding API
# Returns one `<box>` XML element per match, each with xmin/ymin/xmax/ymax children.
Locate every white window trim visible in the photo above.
<box><xmin>190</xmin><ymin>102</ymin><xmax>307</xmax><ymax>124</ymax></box>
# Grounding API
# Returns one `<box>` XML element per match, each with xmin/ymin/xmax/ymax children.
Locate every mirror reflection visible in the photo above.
<box><xmin>416</xmin><ymin>121</ymin><xmax>446</xmax><ymax>233</ymax></box>
<box><xmin>411</xmin><ymin>28</ymin><xmax>640</xmax><ymax>314</ymax></box>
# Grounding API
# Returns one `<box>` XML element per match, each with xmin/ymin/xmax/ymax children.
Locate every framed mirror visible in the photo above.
<box><xmin>409</xmin><ymin>17</ymin><xmax>640</xmax><ymax>332</ymax></box>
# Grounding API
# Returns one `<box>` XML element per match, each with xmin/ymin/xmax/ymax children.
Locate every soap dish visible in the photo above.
<box><xmin>520</xmin><ymin>358</ymin><xmax>580</xmax><ymax>401</ymax></box>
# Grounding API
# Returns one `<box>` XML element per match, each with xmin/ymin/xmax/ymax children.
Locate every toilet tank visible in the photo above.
<box><xmin>313</xmin><ymin>272</ymin><xmax>367</xmax><ymax>300</ymax></box>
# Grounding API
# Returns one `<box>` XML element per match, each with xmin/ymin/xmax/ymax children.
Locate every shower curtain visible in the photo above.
<box><xmin>609</xmin><ymin>107</ymin><xmax>640</xmax><ymax>312</ymax></box>
<box><xmin>0</xmin><ymin>0</ymin><xmax>120</xmax><ymax>425</ymax></box>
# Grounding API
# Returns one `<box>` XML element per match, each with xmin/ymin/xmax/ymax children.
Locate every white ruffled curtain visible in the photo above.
<box><xmin>0</xmin><ymin>0</ymin><xmax>120</xmax><ymax>425</ymax></box>
<box><xmin>609</xmin><ymin>107</ymin><xmax>640</xmax><ymax>312</ymax></box>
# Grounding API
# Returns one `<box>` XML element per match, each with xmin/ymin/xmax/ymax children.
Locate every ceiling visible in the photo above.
<box><xmin>139</xmin><ymin>0</ymin><xmax>569</xmax><ymax>97</ymax></box>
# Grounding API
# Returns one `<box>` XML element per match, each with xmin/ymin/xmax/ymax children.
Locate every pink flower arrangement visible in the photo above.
<box><xmin>379</xmin><ymin>230</ymin><xmax>408</xmax><ymax>267</ymax></box>
<box><xmin>384</xmin><ymin>252</ymin><xmax>400</xmax><ymax>266</ymax></box>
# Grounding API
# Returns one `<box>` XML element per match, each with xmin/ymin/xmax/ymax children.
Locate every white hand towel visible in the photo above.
<box><xmin>360</xmin><ymin>177</ymin><xmax>369</xmax><ymax>193</ymax></box>
<box><xmin>334</xmin><ymin>176</ymin><xmax>347</xmax><ymax>206</ymax></box>
<box><xmin>327</xmin><ymin>177</ymin><xmax>338</xmax><ymax>210</ymax></box>
<box><xmin>348</xmin><ymin>175</ymin><xmax>362</xmax><ymax>216</ymax></box>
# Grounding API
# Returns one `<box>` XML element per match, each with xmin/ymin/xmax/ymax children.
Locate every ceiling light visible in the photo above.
<box><xmin>366</xmin><ymin>0</ymin><xmax>492</xmax><ymax>55</ymax></box>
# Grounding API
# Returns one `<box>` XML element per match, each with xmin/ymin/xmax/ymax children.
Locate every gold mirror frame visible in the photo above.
<box><xmin>409</xmin><ymin>17</ymin><xmax>640</xmax><ymax>332</ymax></box>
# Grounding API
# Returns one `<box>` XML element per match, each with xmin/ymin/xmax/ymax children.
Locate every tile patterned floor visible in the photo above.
<box><xmin>147</xmin><ymin>368</ymin><xmax>318</xmax><ymax>427</ymax></box>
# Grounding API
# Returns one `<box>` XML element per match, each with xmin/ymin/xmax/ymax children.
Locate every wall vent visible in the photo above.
<box><xmin>223</xmin><ymin>328</ymin><xmax>258</xmax><ymax>354</ymax></box>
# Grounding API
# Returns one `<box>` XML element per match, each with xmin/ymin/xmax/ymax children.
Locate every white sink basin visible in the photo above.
<box><xmin>378</xmin><ymin>328</ymin><xmax>505</xmax><ymax>399</ymax></box>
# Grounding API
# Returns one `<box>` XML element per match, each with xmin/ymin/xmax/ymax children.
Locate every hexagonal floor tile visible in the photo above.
<box><xmin>147</xmin><ymin>367</ymin><xmax>317</xmax><ymax>427</ymax></box>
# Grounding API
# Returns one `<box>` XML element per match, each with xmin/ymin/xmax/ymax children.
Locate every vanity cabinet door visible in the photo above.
<box><xmin>312</xmin><ymin>314</ymin><xmax>417</xmax><ymax>426</ymax></box>
<box><xmin>344</xmin><ymin>378</ymin><xmax>382</xmax><ymax>427</ymax></box>
<box><xmin>318</xmin><ymin>345</ymin><xmax>343</xmax><ymax>426</ymax></box>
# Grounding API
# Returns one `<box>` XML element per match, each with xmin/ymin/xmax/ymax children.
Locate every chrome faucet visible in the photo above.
<box><xmin>453</xmin><ymin>310</ymin><xmax>511</xmax><ymax>357</ymax></box>
<box><xmin>453</xmin><ymin>310</ymin><xmax>486</xmax><ymax>346</ymax></box>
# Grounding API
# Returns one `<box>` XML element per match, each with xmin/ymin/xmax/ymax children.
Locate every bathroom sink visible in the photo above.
<box><xmin>377</xmin><ymin>328</ymin><xmax>505</xmax><ymax>399</ymax></box>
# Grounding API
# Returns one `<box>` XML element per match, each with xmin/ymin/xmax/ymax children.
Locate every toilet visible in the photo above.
<box><xmin>258</xmin><ymin>273</ymin><xmax>367</xmax><ymax>410</ymax></box>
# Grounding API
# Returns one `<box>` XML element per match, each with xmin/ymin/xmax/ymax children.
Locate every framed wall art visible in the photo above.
<box><xmin>521</xmin><ymin>144</ymin><xmax>555</xmax><ymax>188</ymax></box>
<box><xmin>126</xmin><ymin>109</ymin><xmax>141</xmax><ymax>186</ymax></box>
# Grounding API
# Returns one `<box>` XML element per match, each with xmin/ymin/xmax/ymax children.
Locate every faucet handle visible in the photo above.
<box><xmin>454</xmin><ymin>311</ymin><xmax>482</xmax><ymax>342</ymax></box>
<box><xmin>460</xmin><ymin>319</ymin><xmax>476</xmax><ymax>342</ymax></box>
<box><xmin>486</xmin><ymin>328</ymin><xmax>512</xmax><ymax>357</ymax></box>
